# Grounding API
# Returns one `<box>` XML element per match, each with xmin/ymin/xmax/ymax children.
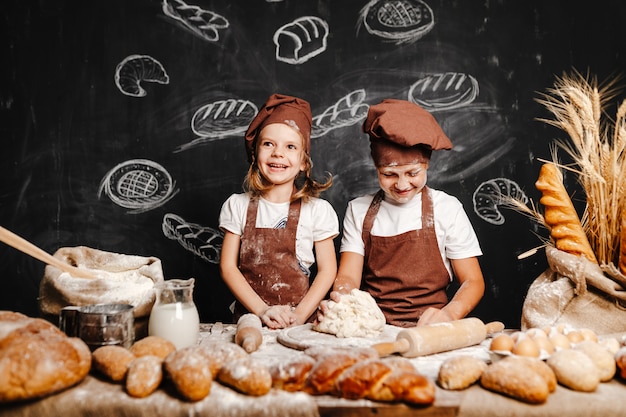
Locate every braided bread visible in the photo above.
<box><xmin>535</xmin><ymin>163</ymin><xmax>597</xmax><ymax>263</ymax></box>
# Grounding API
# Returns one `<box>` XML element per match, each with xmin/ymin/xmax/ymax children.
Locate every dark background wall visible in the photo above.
<box><xmin>1</xmin><ymin>0</ymin><xmax>625</xmax><ymax>327</ymax></box>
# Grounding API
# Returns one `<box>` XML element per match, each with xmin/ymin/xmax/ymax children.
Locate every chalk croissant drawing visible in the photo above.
<box><xmin>358</xmin><ymin>0</ymin><xmax>434</xmax><ymax>45</ymax></box>
<box><xmin>175</xmin><ymin>98</ymin><xmax>258</xmax><ymax>153</ymax></box>
<box><xmin>162</xmin><ymin>0</ymin><xmax>229</xmax><ymax>42</ymax></box>
<box><xmin>311</xmin><ymin>89</ymin><xmax>370</xmax><ymax>138</ymax></box>
<box><xmin>472</xmin><ymin>178</ymin><xmax>528</xmax><ymax>225</ymax></box>
<box><xmin>114</xmin><ymin>55</ymin><xmax>170</xmax><ymax>97</ymax></box>
<box><xmin>162</xmin><ymin>213</ymin><xmax>223</xmax><ymax>264</ymax></box>
<box><xmin>409</xmin><ymin>72</ymin><xmax>479</xmax><ymax>112</ymax></box>
<box><xmin>98</xmin><ymin>159</ymin><xmax>179</xmax><ymax>214</ymax></box>
<box><xmin>274</xmin><ymin>16</ymin><xmax>329</xmax><ymax>64</ymax></box>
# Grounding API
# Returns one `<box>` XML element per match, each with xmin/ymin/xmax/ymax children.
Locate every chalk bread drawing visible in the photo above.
<box><xmin>359</xmin><ymin>0</ymin><xmax>434</xmax><ymax>45</ymax></box>
<box><xmin>175</xmin><ymin>99</ymin><xmax>258</xmax><ymax>153</ymax></box>
<box><xmin>274</xmin><ymin>16</ymin><xmax>329</xmax><ymax>64</ymax></box>
<box><xmin>114</xmin><ymin>55</ymin><xmax>170</xmax><ymax>97</ymax></box>
<box><xmin>311</xmin><ymin>89</ymin><xmax>370</xmax><ymax>138</ymax></box>
<box><xmin>98</xmin><ymin>159</ymin><xmax>179</xmax><ymax>214</ymax></box>
<box><xmin>409</xmin><ymin>72</ymin><xmax>479</xmax><ymax>112</ymax></box>
<box><xmin>162</xmin><ymin>213</ymin><xmax>223</xmax><ymax>264</ymax></box>
<box><xmin>473</xmin><ymin>178</ymin><xmax>528</xmax><ymax>225</ymax></box>
<box><xmin>162</xmin><ymin>0</ymin><xmax>229</xmax><ymax>42</ymax></box>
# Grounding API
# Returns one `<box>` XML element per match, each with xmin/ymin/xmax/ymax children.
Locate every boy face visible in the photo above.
<box><xmin>376</xmin><ymin>162</ymin><xmax>428</xmax><ymax>204</ymax></box>
<box><xmin>256</xmin><ymin>123</ymin><xmax>306</xmax><ymax>186</ymax></box>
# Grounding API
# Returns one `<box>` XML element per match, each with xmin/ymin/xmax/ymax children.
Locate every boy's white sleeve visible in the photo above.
<box><xmin>339</xmin><ymin>201</ymin><xmax>366</xmax><ymax>256</ymax></box>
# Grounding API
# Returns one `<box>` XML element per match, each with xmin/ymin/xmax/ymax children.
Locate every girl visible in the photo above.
<box><xmin>323</xmin><ymin>99</ymin><xmax>485</xmax><ymax>328</ymax></box>
<box><xmin>219</xmin><ymin>94</ymin><xmax>339</xmax><ymax>329</ymax></box>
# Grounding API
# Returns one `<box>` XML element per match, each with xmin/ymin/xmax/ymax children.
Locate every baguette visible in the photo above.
<box><xmin>535</xmin><ymin>163</ymin><xmax>597</xmax><ymax>263</ymax></box>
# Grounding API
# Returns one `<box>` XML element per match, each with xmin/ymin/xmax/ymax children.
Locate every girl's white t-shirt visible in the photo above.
<box><xmin>219</xmin><ymin>193</ymin><xmax>339</xmax><ymax>273</ymax></box>
<box><xmin>340</xmin><ymin>189</ymin><xmax>482</xmax><ymax>278</ymax></box>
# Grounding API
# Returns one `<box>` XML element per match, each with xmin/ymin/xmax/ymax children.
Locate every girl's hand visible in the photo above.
<box><xmin>260</xmin><ymin>305</ymin><xmax>297</xmax><ymax>329</ymax></box>
<box><xmin>314</xmin><ymin>291</ymin><xmax>344</xmax><ymax>324</ymax></box>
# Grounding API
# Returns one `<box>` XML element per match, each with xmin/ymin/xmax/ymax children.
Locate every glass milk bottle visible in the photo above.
<box><xmin>148</xmin><ymin>278</ymin><xmax>200</xmax><ymax>349</ymax></box>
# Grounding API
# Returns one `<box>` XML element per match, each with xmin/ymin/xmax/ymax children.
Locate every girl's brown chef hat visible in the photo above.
<box><xmin>363</xmin><ymin>99</ymin><xmax>453</xmax><ymax>167</ymax></box>
<box><xmin>244</xmin><ymin>93</ymin><xmax>312</xmax><ymax>163</ymax></box>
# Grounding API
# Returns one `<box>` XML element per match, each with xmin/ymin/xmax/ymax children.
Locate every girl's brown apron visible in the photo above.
<box><xmin>234</xmin><ymin>197</ymin><xmax>309</xmax><ymax>319</ymax></box>
<box><xmin>362</xmin><ymin>187</ymin><xmax>450</xmax><ymax>327</ymax></box>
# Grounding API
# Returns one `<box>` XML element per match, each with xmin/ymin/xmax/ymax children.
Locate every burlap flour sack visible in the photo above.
<box><xmin>521</xmin><ymin>245</ymin><xmax>626</xmax><ymax>335</ymax></box>
<box><xmin>39</xmin><ymin>246</ymin><xmax>164</xmax><ymax>318</ymax></box>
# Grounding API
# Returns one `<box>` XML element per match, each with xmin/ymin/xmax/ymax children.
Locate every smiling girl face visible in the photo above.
<box><xmin>255</xmin><ymin>123</ymin><xmax>306</xmax><ymax>188</ymax></box>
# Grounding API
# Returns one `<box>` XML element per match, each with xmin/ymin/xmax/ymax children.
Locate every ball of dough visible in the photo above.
<box><xmin>314</xmin><ymin>289</ymin><xmax>385</xmax><ymax>338</ymax></box>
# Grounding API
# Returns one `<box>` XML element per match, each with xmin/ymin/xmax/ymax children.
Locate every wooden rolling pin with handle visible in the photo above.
<box><xmin>235</xmin><ymin>313</ymin><xmax>263</xmax><ymax>353</ymax></box>
<box><xmin>373</xmin><ymin>317</ymin><xmax>504</xmax><ymax>358</ymax></box>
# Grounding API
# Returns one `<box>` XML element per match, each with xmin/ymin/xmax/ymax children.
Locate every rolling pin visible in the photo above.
<box><xmin>235</xmin><ymin>313</ymin><xmax>263</xmax><ymax>353</ymax></box>
<box><xmin>373</xmin><ymin>317</ymin><xmax>504</xmax><ymax>357</ymax></box>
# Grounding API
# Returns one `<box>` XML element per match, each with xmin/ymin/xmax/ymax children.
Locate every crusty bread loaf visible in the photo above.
<box><xmin>438</xmin><ymin>355</ymin><xmax>487</xmax><ymax>390</ymax></box>
<box><xmin>0</xmin><ymin>311</ymin><xmax>92</xmax><ymax>403</ymax></box>
<box><xmin>480</xmin><ymin>356</ymin><xmax>550</xmax><ymax>404</ymax></box>
<box><xmin>304</xmin><ymin>352</ymin><xmax>362</xmax><ymax>395</ymax></box>
<box><xmin>547</xmin><ymin>349</ymin><xmax>600</xmax><ymax>392</ymax></box>
<box><xmin>129</xmin><ymin>335</ymin><xmax>176</xmax><ymax>359</ymax></box>
<box><xmin>574</xmin><ymin>341</ymin><xmax>616</xmax><ymax>382</ymax></box>
<box><xmin>535</xmin><ymin>163</ymin><xmax>597</xmax><ymax>263</ymax></box>
<box><xmin>270</xmin><ymin>355</ymin><xmax>316</xmax><ymax>392</ymax></box>
<box><xmin>217</xmin><ymin>358</ymin><xmax>272</xmax><ymax>396</ymax></box>
<box><xmin>196</xmin><ymin>340</ymin><xmax>248</xmax><ymax>378</ymax></box>
<box><xmin>92</xmin><ymin>345</ymin><xmax>136</xmax><ymax>382</ymax></box>
<box><xmin>164</xmin><ymin>347</ymin><xmax>213</xmax><ymax>401</ymax></box>
<box><xmin>125</xmin><ymin>355</ymin><xmax>163</xmax><ymax>398</ymax></box>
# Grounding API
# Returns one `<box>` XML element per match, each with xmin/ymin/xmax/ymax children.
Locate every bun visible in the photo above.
<box><xmin>535</xmin><ymin>163</ymin><xmax>597</xmax><ymax>263</ymax></box>
<box><xmin>480</xmin><ymin>356</ymin><xmax>550</xmax><ymax>404</ymax></box>
<box><xmin>273</xmin><ymin>16</ymin><xmax>329</xmax><ymax>64</ymax></box>
<box><xmin>546</xmin><ymin>349</ymin><xmax>600</xmax><ymax>392</ymax></box>
<box><xmin>0</xmin><ymin>311</ymin><xmax>91</xmax><ymax>403</ymax></box>
<box><xmin>573</xmin><ymin>341</ymin><xmax>616</xmax><ymax>382</ymax></box>
<box><xmin>438</xmin><ymin>355</ymin><xmax>487</xmax><ymax>390</ymax></box>
<box><xmin>270</xmin><ymin>355</ymin><xmax>316</xmax><ymax>392</ymax></box>
<box><xmin>92</xmin><ymin>345</ymin><xmax>136</xmax><ymax>381</ymax></box>
<box><xmin>129</xmin><ymin>335</ymin><xmax>176</xmax><ymax>359</ymax></box>
<box><xmin>217</xmin><ymin>358</ymin><xmax>272</xmax><ymax>396</ymax></box>
<box><xmin>163</xmin><ymin>347</ymin><xmax>213</xmax><ymax>401</ymax></box>
<box><xmin>125</xmin><ymin>355</ymin><xmax>163</xmax><ymax>398</ymax></box>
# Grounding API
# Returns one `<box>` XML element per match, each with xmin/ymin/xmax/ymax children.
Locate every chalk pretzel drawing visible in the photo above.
<box><xmin>114</xmin><ymin>55</ymin><xmax>170</xmax><ymax>98</ymax></box>
<box><xmin>473</xmin><ymin>178</ymin><xmax>528</xmax><ymax>225</ymax></box>
<box><xmin>98</xmin><ymin>159</ymin><xmax>179</xmax><ymax>214</ymax></box>
<box><xmin>274</xmin><ymin>16</ymin><xmax>329</xmax><ymax>64</ymax></box>
<box><xmin>408</xmin><ymin>72</ymin><xmax>479</xmax><ymax>112</ymax></box>
<box><xmin>162</xmin><ymin>213</ymin><xmax>223</xmax><ymax>264</ymax></box>
<box><xmin>359</xmin><ymin>0</ymin><xmax>434</xmax><ymax>45</ymax></box>
<box><xmin>311</xmin><ymin>89</ymin><xmax>370</xmax><ymax>138</ymax></box>
<box><xmin>162</xmin><ymin>0</ymin><xmax>229</xmax><ymax>42</ymax></box>
<box><xmin>174</xmin><ymin>98</ymin><xmax>258</xmax><ymax>153</ymax></box>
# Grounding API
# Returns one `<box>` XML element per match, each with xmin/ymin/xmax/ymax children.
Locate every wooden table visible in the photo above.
<box><xmin>2</xmin><ymin>323</ymin><xmax>626</xmax><ymax>417</ymax></box>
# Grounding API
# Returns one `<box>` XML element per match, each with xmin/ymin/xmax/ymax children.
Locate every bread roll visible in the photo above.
<box><xmin>0</xmin><ymin>311</ymin><xmax>92</xmax><ymax>403</ymax></box>
<box><xmin>217</xmin><ymin>358</ymin><xmax>272</xmax><ymax>396</ymax></box>
<box><xmin>514</xmin><ymin>356</ymin><xmax>557</xmax><ymax>392</ymax></box>
<box><xmin>196</xmin><ymin>341</ymin><xmax>249</xmax><ymax>378</ymax></box>
<box><xmin>270</xmin><ymin>355</ymin><xmax>315</xmax><ymax>392</ymax></box>
<box><xmin>574</xmin><ymin>341</ymin><xmax>616</xmax><ymax>382</ymax></box>
<box><xmin>125</xmin><ymin>355</ymin><xmax>163</xmax><ymax>398</ymax></box>
<box><xmin>480</xmin><ymin>356</ymin><xmax>550</xmax><ymax>404</ymax></box>
<box><xmin>335</xmin><ymin>359</ymin><xmax>393</xmax><ymax>400</ymax></box>
<box><xmin>92</xmin><ymin>345</ymin><xmax>136</xmax><ymax>382</ymax></box>
<box><xmin>304</xmin><ymin>352</ymin><xmax>362</xmax><ymax>395</ymax></box>
<box><xmin>616</xmin><ymin>346</ymin><xmax>626</xmax><ymax>379</ymax></box>
<box><xmin>164</xmin><ymin>347</ymin><xmax>213</xmax><ymax>401</ymax></box>
<box><xmin>547</xmin><ymin>349</ymin><xmax>600</xmax><ymax>392</ymax></box>
<box><xmin>369</xmin><ymin>370</ymin><xmax>435</xmax><ymax>405</ymax></box>
<box><xmin>129</xmin><ymin>335</ymin><xmax>176</xmax><ymax>359</ymax></box>
<box><xmin>438</xmin><ymin>355</ymin><xmax>487</xmax><ymax>390</ymax></box>
<box><xmin>535</xmin><ymin>163</ymin><xmax>597</xmax><ymax>263</ymax></box>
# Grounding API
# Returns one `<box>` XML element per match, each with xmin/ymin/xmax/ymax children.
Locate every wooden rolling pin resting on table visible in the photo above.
<box><xmin>373</xmin><ymin>317</ymin><xmax>505</xmax><ymax>357</ymax></box>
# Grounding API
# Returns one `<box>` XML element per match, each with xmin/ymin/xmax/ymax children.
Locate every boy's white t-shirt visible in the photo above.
<box><xmin>340</xmin><ymin>189</ymin><xmax>482</xmax><ymax>278</ymax></box>
<box><xmin>219</xmin><ymin>193</ymin><xmax>339</xmax><ymax>273</ymax></box>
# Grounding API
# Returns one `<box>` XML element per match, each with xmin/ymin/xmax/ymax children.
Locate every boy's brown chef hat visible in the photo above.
<box><xmin>363</xmin><ymin>99</ymin><xmax>452</xmax><ymax>167</ymax></box>
<box><xmin>244</xmin><ymin>93</ymin><xmax>312</xmax><ymax>163</ymax></box>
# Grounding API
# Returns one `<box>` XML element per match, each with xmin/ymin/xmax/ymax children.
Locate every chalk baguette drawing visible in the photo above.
<box><xmin>162</xmin><ymin>0</ymin><xmax>229</xmax><ymax>42</ymax></box>
<box><xmin>472</xmin><ymin>178</ymin><xmax>528</xmax><ymax>225</ymax></box>
<box><xmin>311</xmin><ymin>89</ymin><xmax>370</xmax><ymax>138</ymax></box>
<box><xmin>358</xmin><ymin>0</ymin><xmax>434</xmax><ymax>45</ymax></box>
<box><xmin>409</xmin><ymin>72</ymin><xmax>479</xmax><ymax>112</ymax></box>
<box><xmin>175</xmin><ymin>99</ymin><xmax>258</xmax><ymax>153</ymax></box>
<box><xmin>162</xmin><ymin>213</ymin><xmax>223</xmax><ymax>264</ymax></box>
<box><xmin>114</xmin><ymin>55</ymin><xmax>170</xmax><ymax>97</ymax></box>
<box><xmin>98</xmin><ymin>159</ymin><xmax>179</xmax><ymax>214</ymax></box>
<box><xmin>274</xmin><ymin>16</ymin><xmax>329</xmax><ymax>64</ymax></box>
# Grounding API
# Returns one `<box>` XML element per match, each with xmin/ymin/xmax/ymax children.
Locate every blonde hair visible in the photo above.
<box><xmin>243</xmin><ymin>140</ymin><xmax>332</xmax><ymax>202</ymax></box>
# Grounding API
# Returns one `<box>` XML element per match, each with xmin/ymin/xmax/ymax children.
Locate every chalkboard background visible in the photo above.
<box><xmin>2</xmin><ymin>0</ymin><xmax>626</xmax><ymax>327</ymax></box>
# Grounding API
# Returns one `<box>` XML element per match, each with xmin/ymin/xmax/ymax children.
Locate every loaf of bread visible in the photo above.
<box><xmin>535</xmin><ymin>163</ymin><xmax>597</xmax><ymax>263</ymax></box>
<box><xmin>480</xmin><ymin>356</ymin><xmax>550</xmax><ymax>404</ymax></box>
<box><xmin>129</xmin><ymin>335</ymin><xmax>176</xmax><ymax>359</ymax></box>
<box><xmin>0</xmin><ymin>311</ymin><xmax>92</xmax><ymax>403</ymax></box>
<box><xmin>92</xmin><ymin>345</ymin><xmax>136</xmax><ymax>382</ymax></box>
<box><xmin>196</xmin><ymin>340</ymin><xmax>249</xmax><ymax>377</ymax></box>
<box><xmin>616</xmin><ymin>346</ymin><xmax>626</xmax><ymax>379</ymax></box>
<box><xmin>573</xmin><ymin>341</ymin><xmax>616</xmax><ymax>382</ymax></box>
<box><xmin>217</xmin><ymin>358</ymin><xmax>273</xmax><ymax>396</ymax></box>
<box><xmin>438</xmin><ymin>355</ymin><xmax>487</xmax><ymax>390</ymax></box>
<box><xmin>547</xmin><ymin>349</ymin><xmax>600</xmax><ymax>392</ymax></box>
<box><xmin>125</xmin><ymin>355</ymin><xmax>163</xmax><ymax>398</ymax></box>
<box><xmin>164</xmin><ymin>347</ymin><xmax>213</xmax><ymax>401</ymax></box>
<box><xmin>270</xmin><ymin>355</ymin><xmax>316</xmax><ymax>392</ymax></box>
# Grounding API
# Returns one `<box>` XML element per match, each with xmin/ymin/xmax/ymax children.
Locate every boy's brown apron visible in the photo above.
<box><xmin>234</xmin><ymin>197</ymin><xmax>309</xmax><ymax>319</ymax></box>
<box><xmin>362</xmin><ymin>187</ymin><xmax>450</xmax><ymax>327</ymax></box>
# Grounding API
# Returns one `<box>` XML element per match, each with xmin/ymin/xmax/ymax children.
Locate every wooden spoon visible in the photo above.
<box><xmin>0</xmin><ymin>225</ymin><xmax>96</xmax><ymax>278</ymax></box>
